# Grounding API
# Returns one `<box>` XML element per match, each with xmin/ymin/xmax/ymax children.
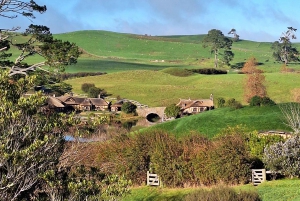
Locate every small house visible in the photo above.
<box><xmin>176</xmin><ymin>97</ymin><xmax>214</xmax><ymax>114</ymax></box>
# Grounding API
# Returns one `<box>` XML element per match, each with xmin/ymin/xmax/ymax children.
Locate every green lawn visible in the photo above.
<box><xmin>123</xmin><ymin>179</ymin><xmax>300</xmax><ymax>201</ymax></box>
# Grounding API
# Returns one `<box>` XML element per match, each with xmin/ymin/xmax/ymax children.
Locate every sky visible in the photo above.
<box><xmin>1</xmin><ymin>0</ymin><xmax>300</xmax><ymax>42</ymax></box>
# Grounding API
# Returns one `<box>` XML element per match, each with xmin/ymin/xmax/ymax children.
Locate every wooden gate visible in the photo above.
<box><xmin>252</xmin><ymin>169</ymin><xmax>266</xmax><ymax>186</ymax></box>
<box><xmin>147</xmin><ymin>171</ymin><xmax>160</xmax><ymax>186</ymax></box>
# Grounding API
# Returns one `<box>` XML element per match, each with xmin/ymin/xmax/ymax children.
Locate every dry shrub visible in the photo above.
<box><xmin>92</xmin><ymin>128</ymin><xmax>255</xmax><ymax>187</ymax></box>
<box><xmin>242</xmin><ymin>57</ymin><xmax>267</xmax><ymax>102</ymax></box>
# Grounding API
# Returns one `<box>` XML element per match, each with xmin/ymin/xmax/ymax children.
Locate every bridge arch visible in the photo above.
<box><xmin>136</xmin><ymin>107</ymin><xmax>166</xmax><ymax>122</ymax></box>
<box><xmin>146</xmin><ymin>113</ymin><xmax>160</xmax><ymax>122</ymax></box>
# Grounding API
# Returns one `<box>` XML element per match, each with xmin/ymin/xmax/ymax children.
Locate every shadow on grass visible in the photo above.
<box><xmin>231</xmin><ymin>62</ymin><xmax>264</xmax><ymax>69</ymax></box>
<box><xmin>67</xmin><ymin>58</ymin><xmax>185</xmax><ymax>73</ymax></box>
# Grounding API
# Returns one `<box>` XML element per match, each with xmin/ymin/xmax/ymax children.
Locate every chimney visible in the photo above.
<box><xmin>210</xmin><ymin>93</ymin><xmax>213</xmax><ymax>101</ymax></box>
<box><xmin>98</xmin><ymin>94</ymin><xmax>101</xmax><ymax>99</ymax></box>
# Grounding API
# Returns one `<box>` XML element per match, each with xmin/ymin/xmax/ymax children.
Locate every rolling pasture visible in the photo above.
<box><xmin>53</xmin><ymin>30</ymin><xmax>300</xmax><ymax>73</ymax></box>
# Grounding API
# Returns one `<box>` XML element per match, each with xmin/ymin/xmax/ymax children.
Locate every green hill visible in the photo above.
<box><xmin>6</xmin><ymin>30</ymin><xmax>300</xmax><ymax>73</ymax></box>
<box><xmin>144</xmin><ymin>104</ymin><xmax>291</xmax><ymax>138</ymax></box>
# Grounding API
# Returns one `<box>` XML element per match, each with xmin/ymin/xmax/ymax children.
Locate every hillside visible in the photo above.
<box><xmin>8</xmin><ymin>30</ymin><xmax>300</xmax><ymax>73</ymax></box>
<box><xmin>65</xmin><ymin>70</ymin><xmax>300</xmax><ymax>107</ymax></box>
<box><xmin>144</xmin><ymin>104</ymin><xmax>291</xmax><ymax>138</ymax></box>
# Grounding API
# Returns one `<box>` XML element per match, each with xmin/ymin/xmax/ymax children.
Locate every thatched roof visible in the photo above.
<box><xmin>89</xmin><ymin>98</ymin><xmax>110</xmax><ymax>106</ymax></box>
<box><xmin>47</xmin><ymin>97</ymin><xmax>65</xmax><ymax>108</ymax></box>
<box><xmin>80</xmin><ymin>98</ymin><xmax>92</xmax><ymax>106</ymax></box>
<box><xmin>111</xmin><ymin>100</ymin><xmax>125</xmax><ymax>107</ymax></box>
<box><xmin>177</xmin><ymin>98</ymin><xmax>214</xmax><ymax>109</ymax></box>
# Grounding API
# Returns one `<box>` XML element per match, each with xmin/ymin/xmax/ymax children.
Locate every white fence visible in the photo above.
<box><xmin>252</xmin><ymin>169</ymin><xmax>266</xmax><ymax>186</ymax></box>
<box><xmin>147</xmin><ymin>171</ymin><xmax>160</xmax><ymax>186</ymax></box>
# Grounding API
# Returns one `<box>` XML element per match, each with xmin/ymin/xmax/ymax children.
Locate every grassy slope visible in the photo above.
<box><xmin>145</xmin><ymin>104</ymin><xmax>291</xmax><ymax>138</ymax></box>
<box><xmin>65</xmin><ymin>70</ymin><xmax>300</xmax><ymax>107</ymax></box>
<box><xmin>6</xmin><ymin>30</ymin><xmax>300</xmax><ymax>73</ymax></box>
<box><xmin>123</xmin><ymin>179</ymin><xmax>300</xmax><ymax>201</ymax></box>
<box><xmin>53</xmin><ymin>30</ymin><xmax>300</xmax><ymax>73</ymax></box>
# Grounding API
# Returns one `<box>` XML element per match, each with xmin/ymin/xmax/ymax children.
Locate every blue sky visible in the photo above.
<box><xmin>2</xmin><ymin>0</ymin><xmax>300</xmax><ymax>42</ymax></box>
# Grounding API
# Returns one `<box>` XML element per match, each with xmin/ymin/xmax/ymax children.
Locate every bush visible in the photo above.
<box><xmin>216</xmin><ymin>97</ymin><xmax>226</xmax><ymax>108</ymax></box>
<box><xmin>95</xmin><ymin>128</ymin><xmax>256</xmax><ymax>187</ymax></box>
<box><xmin>184</xmin><ymin>186</ymin><xmax>261</xmax><ymax>201</ymax></box>
<box><xmin>164</xmin><ymin>104</ymin><xmax>181</xmax><ymax>118</ymax></box>
<box><xmin>261</xmin><ymin>97</ymin><xmax>276</xmax><ymax>106</ymax></box>
<box><xmin>60</xmin><ymin>72</ymin><xmax>106</xmax><ymax>80</ymax></box>
<box><xmin>249</xmin><ymin>95</ymin><xmax>262</xmax><ymax>106</ymax></box>
<box><xmin>246</xmin><ymin>131</ymin><xmax>285</xmax><ymax>161</ymax></box>
<box><xmin>121</xmin><ymin>102</ymin><xmax>137</xmax><ymax>114</ymax></box>
<box><xmin>81</xmin><ymin>83</ymin><xmax>95</xmax><ymax>93</ymax></box>
<box><xmin>263</xmin><ymin>136</ymin><xmax>300</xmax><ymax>178</ymax></box>
<box><xmin>88</xmin><ymin>86</ymin><xmax>102</xmax><ymax>98</ymax></box>
<box><xmin>207</xmin><ymin>133</ymin><xmax>252</xmax><ymax>184</ymax></box>
<box><xmin>250</xmin><ymin>96</ymin><xmax>276</xmax><ymax>106</ymax></box>
<box><xmin>189</xmin><ymin>68</ymin><xmax>227</xmax><ymax>75</ymax></box>
<box><xmin>226</xmin><ymin>98</ymin><xmax>243</xmax><ymax>109</ymax></box>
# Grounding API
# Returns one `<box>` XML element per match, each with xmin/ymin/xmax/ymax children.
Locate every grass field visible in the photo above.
<box><xmin>7</xmin><ymin>30</ymin><xmax>300</xmax><ymax>73</ymax></box>
<box><xmin>123</xmin><ymin>179</ymin><xmax>300</xmax><ymax>201</ymax></box>
<box><xmin>65</xmin><ymin>70</ymin><xmax>300</xmax><ymax>107</ymax></box>
<box><xmin>144</xmin><ymin>104</ymin><xmax>291</xmax><ymax>138</ymax></box>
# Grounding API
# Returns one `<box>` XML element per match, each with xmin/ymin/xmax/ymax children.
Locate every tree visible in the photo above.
<box><xmin>228</xmin><ymin>28</ymin><xmax>240</xmax><ymax>42</ymax></box>
<box><xmin>271</xmin><ymin>27</ymin><xmax>299</xmax><ymax>65</ymax></box>
<box><xmin>202</xmin><ymin>29</ymin><xmax>234</xmax><ymax>68</ymax></box>
<box><xmin>164</xmin><ymin>103</ymin><xmax>181</xmax><ymax>118</ymax></box>
<box><xmin>0</xmin><ymin>0</ymin><xmax>47</xmax><ymax>19</ymax></box>
<box><xmin>279</xmin><ymin>102</ymin><xmax>300</xmax><ymax>135</ymax></box>
<box><xmin>0</xmin><ymin>71</ymin><xmax>70</xmax><ymax>200</ymax></box>
<box><xmin>0</xmin><ymin>2</ymin><xmax>131</xmax><ymax>200</ymax></box>
<box><xmin>242</xmin><ymin>57</ymin><xmax>267</xmax><ymax>102</ymax></box>
<box><xmin>121</xmin><ymin>102</ymin><xmax>137</xmax><ymax>114</ymax></box>
<box><xmin>81</xmin><ymin>83</ymin><xmax>95</xmax><ymax>93</ymax></box>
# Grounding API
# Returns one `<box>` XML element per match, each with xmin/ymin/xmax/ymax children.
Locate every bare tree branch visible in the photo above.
<box><xmin>280</xmin><ymin>102</ymin><xmax>300</xmax><ymax>134</ymax></box>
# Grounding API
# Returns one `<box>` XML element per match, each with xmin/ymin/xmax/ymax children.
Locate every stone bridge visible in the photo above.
<box><xmin>136</xmin><ymin>107</ymin><xmax>166</xmax><ymax>121</ymax></box>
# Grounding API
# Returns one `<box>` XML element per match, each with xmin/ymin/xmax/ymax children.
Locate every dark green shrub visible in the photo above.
<box><xmin>88</xmin><ymin>86</ymin><xmax>102</xmax><ymax>98</ymax></box>
<box><xmin>216</xmin><ymin>97</ymin><xmax>226</xmax><ymax>108</ymax></box>
<box><xmin>60</xmin><ymin>72</ymin><xmax>106</xmax><ymax>80</ymax></box>
<box><xmin>226</xmin><ymin>98</ymin><xmax>243</xmax><ymax>109</ymax></box>
<box><xmin>250</xmin><ymin>96</ymin><xmax>276</xmax><ymax>106</ymax></box>
<box><xmin>184</xmin><ymin>186</ymin><xmax>261</xmax><ymax>201</ymax></box>
<box><xmin>249</xmin><ymin>95</ymin><xmax>262</xmax><ymax>106</ymax></box>
<box><xmin>164</xmin><ymin>103</ymin><xmax>181</xmax><ymax>118</ymax></box>
<box><xmin>81</xmin><ymin>83</ymin><xmax>95</xmax><ymax>93</ymax></box>
<box><xmin>261</xmin><ymin>97</ymin><xmax>276</xmax><ymax>106</ymax></box>
<box><xmin>189</xmin><ymin>68</ymin><xmax>227</xmax><ymax>75</ymax></box>
<box><xmin>121</xmin><ymin>102</ymin><xmax>137</xmax><ymax>114</ymax></box>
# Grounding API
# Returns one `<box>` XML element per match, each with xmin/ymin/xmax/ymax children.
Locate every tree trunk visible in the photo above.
<box><xmin>214</xmin><ymin>50</ymin><xmax>218</xmax><ymax>68</ymax></box>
